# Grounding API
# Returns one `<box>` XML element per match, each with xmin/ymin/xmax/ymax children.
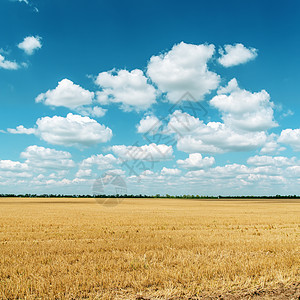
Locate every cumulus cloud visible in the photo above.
<box><xmin>210</xmin><ymin>78</ymin><xmax>277</xmax><ymax>131</ymax></box>
<box><xmin>177</xmin><ymin>153</ymin><xmax>215</xmax><ymax>169</ymax></box>
<box><xmin>177</xmin><ymin>128</ymin><xmax>267</xmax><ymax>154</ymax></box>
<box><xmin>168</xmin><ymin>87</ymin><xmax>275</xmax><ymax>154</ymax></box>
<box><xmin>111</xmin><ymin>143</ymin><xmax>173</xmax><ymax>161</ymax></box>
<box><xmin>260</xmin><ymin>133</ymin><xmax>285</xmax><ymax>154</ymax></box>
<box><xmin>0</xmin><ymin>171</ymin><xmax>32</xmax><ymax>179</ymax></box>
<box><xmin>134</xmin><ymin>170</ymin><xmax>166</xmax><ymax>182</ymax></box>
<box><xmin>8</xmin><ymin>113</ymin><xmax>112</xmax><ymax>147</ymax></box>
<box><xmin>105</xmin><ymin>169</ymin><xmax>125</xmax><ymax>176</ymax></box>
<box><xmin>75</xmin><ymin>169</ymin><xmax>92</xmax><ymax>178</ymax></box>
<box><xmin>95</xmin><ymin>69</ymin><xmax>156</xmax><ymax>111</ymax></box>
<box><xmin>168</xmin><ymin>110</ymin><xmax>267</xmax><ymax>154</ymax></box>
<box><xmin>76</xmin><ymin>153</ymin><xmax>119</xmax><ymax>178</ymax></box>
<box><xmin>181</xmin><ymin>152</ymin><xmax>300</xmax><ymax>188</ymax></box>
<box><xmin>0</xmin><ymin>148</ymin><xmax>74</xmax><ymax>183</ymax></box>
<box><xmin>147</xmin><ymin>42</ymin><xmax>220</xmax><ymax>103</ymax></box>
<box><xmin>76</xmin><ymin>106</ymin><xmax>106</xmax><ymax>118</ymax></box>
<box><xmin>0</xmin><ymin>160</ymin><xmax>28</xmax><ymax>171</ymax></box>
<box><xmin>79</xmin><ymin>154</ymin><xmax>118</xmax><ymax>170</ymax></box>
<box><xmin>20</xmin><ymin>145</ymin><xmax>75</xmax><ymax>170</ymax></box>
<box><xmin>218</xmin><ymin>43</ymin><xmax>257</xmax><ymax>67</ymax></box>
<box><xmin>36</xmin><ymin>79</ymin><xmax>95</xmax><ymax>109</ymax></box>
<box><xmin>140</xmin><ymin>170</ymin><xmax>154</xmax><ymax>176</ymax></box>
<box><xmin>161</xmin><ymin>167</ymin><xmax>181</xmax><ymax>176</ymax></box>
<box><xmin>18</xmin><ymin>36</ymin><xmax>42</xmax><ymax>55</ymax></box>
<box><xmin>247</xmin><ymin>155</ymin><xmax>297</xmax><ymax>167</ymax></box>
<box><xmin>33</xmin><ymin>177</ymin><xmax>89</xmax><ymax>187</ymax></box>
<box><xmin>285</xmin><ymin>166</ymin><xmax>300</xmax><ymax>177</ymax></box>
<box><xmin>185</xmin><ymin>163</ymin><xmax>250</xmax><ymax>179</ymax></box>
<box><xmin>167</xmin><ymin>79</ymin><xmax>278</xmax><ymax>153</ymax></box>
<box><xmin>0</xmin><ymin>54</ymin><xmax>19</xmax><ymax>70</ymax></box>
<box><xmin>36</xmin><ymin>114</ymin><xmax>112</xmax><ymax>147</ymax></box>
<box><xmin>278</xmin><ymin>129</ymin><xmax>300</xmax><ymax>151</ymax></box>
<box><xmin>167</xmin><ymin>110</ymin><xmax>204</xmax><ymax>135</ymax></box>
<box><xmin>137</xmin><ymin>115</ymin><xmax>162</xmax><ymax>134</ymax></box>
<box><xmin>7</xmin><ymin>125</ymin><xmax>36</xmax><ymax>135</ymax></box>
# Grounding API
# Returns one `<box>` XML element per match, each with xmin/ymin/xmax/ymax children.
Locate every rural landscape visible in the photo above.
<box><xmin>1</xmin><ymin>0</ymin><xmax>300</xmax><ymax>299</ymax></box>
<box><xmin>0</xmin><ymin>196</ymin><xmax>299</xmax><ymax>299</ymax></box>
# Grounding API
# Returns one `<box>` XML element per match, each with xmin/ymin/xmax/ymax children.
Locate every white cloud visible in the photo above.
<box><xmin>137</xmin><ymin>115</ymin><xmax>162</xmax><ymax>134</ymax></box>
<box><xmin>178</xmin><ymin>154</ymin><xmax>300</xmax><ymax>194</ymax></box>
<box><xmin>0</xmin><ymin>54</ymin><xmax>19</xmax><ymax>70</ymax></box>
<box><xmin>161</xmin><ymin>167</ymin><xmax>181</xmax><ymax>176</ymax></box>
<box><xmin>76</xmin><ymin>106</ymin><xmax>106</xmax><ymax>118</ymax></box>
<box><xmin>140</xmin><ymin>170</ymin><xmax>154</xmax><ymax>176</ymax></box>
<box><xmin>251</xmin><ymin>166</ymin><xmax>283</xmax><ymax>176</ymax></box>
<box><xmin>247</xmin><ymin>155</ymin><xmax>297</xmax><ymax>167</ymax></box>
<box><xmin>7</xmin><ymin>125</ymin><xmax>36</xmax><ymax>135</ymax></box>
<box><xmin>36</xmin><ymin>114</ymin><xmax>112</xmax><ymax>147</ymax></box>
<box><xmin>79</xmin><ymin>154</ymin><xmax>117</xmax><ymax>170</ymax></box>
<box><xmin>167</xmin><ymin>80</ymin><xmax>278</xmax><ymax>154</ymax></box>
<box><xmin>185</xmin><ymin>163</ymin><xmax>250</xmax><ymax>179</ymax></box>
<box><xmin>48</xmin><ymin>171</ymin><xmax>68</xmax><ymax>179</ymax></box>
<box><xmin>210</xmin><ymin>78</ymin><xmax>277</xmax><ymax>131</ymax></box>
<box><xmin>177</xmin><ymin>137</ymin><xmax>223</xmax><ymax>154</ymax></box>
<box><xmin>0</xmin><ymin>160</ymin><xmax>28</xmax><ymax>171</ymax></box>
<box><xmin>0</xmin><ymin>171</ymin><xmax>32</xmax><ymax>178</ymax></box>
<box><xmin>8</xmin><ymin>113</ymin><xmax>113</xmax><ymax>147</ymax></box>
<box><xmin>76</xmin><ymin>153</ymin><xmax>118</xmax><ymax>178</ymax></box>
<box><xmin>218</xmin><ymin>43</ymin><xmax>257</xmax><ymax>67</ymax></box>
<box><xmin>147</xmin><ymin>42</ymin><xmax>220</xmax><ymax>103</ymax></box>
<box><xmin>260</xmin><ymin>133</ymin><xmax>285</xmax><ymax>154</ymax></box>
<box><xmin>75</xmin><ymin>169</ymin><xmax>92</xmax><ymax>178</ymax></box>
<box><xmin>111</xmin><ymin>143</ymin><xmax>173</xmax><ymax>161</ymax></box>
<box><xmin>39</xmin><ymin>178</ymin><xmax>88</xmax><ymax>188</ymax></box>
<box><xmin>36</xmin><ymin>79</ymin><xmax>94</xmax><ymax>109</ymax></box>
<box><xmin>18</xmin><ymin>36</ymin><xmax>42</xmax><ymax>55</ymax></box>
<box><xmin>0</xmin><ymin>148</ymin><xmax>74</xmax><ymax>183</ymax></box>
<box><xmin>20</xmin><ymin>145</ymin><xmax>75</xmax><ymax>170</ymax></box>
<box><xmin>177</xmin><ymin>129</ymin><xmax>267</xmax><ymax>154</ymax></box>
<box><xmin>169</xmin><ymin>110</ymin><xmax>267</xmax><ymax>154</ymax></box>
<box><xmin>95</xmin><ymin>69</ymin><xmax>156</xmax><ymax>111</ymax></box>
<box><xmin>167</xmin><ymin>93</ymin><xmax>275</xmax><ymax>154</ymax></box>
<box><xmin>285</xmin><ymin>166</ymin><xmax>300</xmax><ymax>177</ymax></box>
<box><xmin>105</xmin><ymin>169</ymin><xmax>125</xmax><ymax>176</ymax></box>
<box><xmin>247</xmin><ymin>174</ymin><xmax>286</xmax><ymax>185</ymax></box>
<box><xmin>135</xmin><ymin>170</ymin><xmax>166</xmax><ymax>182</ymax></box>
<box><xmin>167</xmin><ymin>110</ymin><xmax>203</xmax><ymax>135</ymax></box>
<box><xmin>278</xmin><ymin>129</ymin><xmax>300</xmax><ymax>151</ymax></box>
<box><xmin>177</xmin><ymin>153</ymin><xmax>215</xmax><ymax>169</ymax></box>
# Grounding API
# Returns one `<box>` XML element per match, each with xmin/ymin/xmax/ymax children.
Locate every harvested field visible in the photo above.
<box><xmin>0</xmin><ymin>197</ymin><xmax>299</xmax><ymax>299</ymax></box>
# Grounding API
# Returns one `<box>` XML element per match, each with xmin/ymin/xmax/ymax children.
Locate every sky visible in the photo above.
<box><xmin>0</xmin><ymin>0</ymin><xmax>299</xmax><ymax>196</ymax></box>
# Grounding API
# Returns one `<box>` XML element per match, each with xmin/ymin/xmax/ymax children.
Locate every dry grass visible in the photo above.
<box><xmin>0</xmin><ymin>197</ymin><xmax>299</xmax><ymax>299</ymax></box>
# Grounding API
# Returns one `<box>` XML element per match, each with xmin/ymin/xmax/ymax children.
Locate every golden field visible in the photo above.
<box><xmin>0</xmin><ymin>197</ymin><xmax>299</xmax><ymax>299</ymax></box>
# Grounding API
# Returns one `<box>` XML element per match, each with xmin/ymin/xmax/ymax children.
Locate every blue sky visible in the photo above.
<box><xmin>0</xmin><ymin>0</ymin><xmax>299</xmax><ymax>196</ymax></box>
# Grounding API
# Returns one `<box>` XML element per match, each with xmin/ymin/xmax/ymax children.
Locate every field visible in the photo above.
<box><xmin>0</xmin><ymin>197</ymin><xmax>299</xmax><ymax>299</ymax></box>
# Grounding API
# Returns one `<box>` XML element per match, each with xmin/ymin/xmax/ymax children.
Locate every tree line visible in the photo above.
<box><xmin>0</xmin><ymin>194</ymin><xmax>299</xmax><ymax>199</ymax></box>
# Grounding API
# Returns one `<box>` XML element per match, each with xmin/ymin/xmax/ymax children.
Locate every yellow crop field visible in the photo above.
<box><xmin>0</xmin><ymin>197</ymin><xmax>299</xmax><ymax>299</ymax></box>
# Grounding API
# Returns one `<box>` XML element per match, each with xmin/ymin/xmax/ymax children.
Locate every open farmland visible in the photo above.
<box><xmin>0</xmin><ymin>197</ymin><xmax>299</xmax><ymax>299</ymax></box>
